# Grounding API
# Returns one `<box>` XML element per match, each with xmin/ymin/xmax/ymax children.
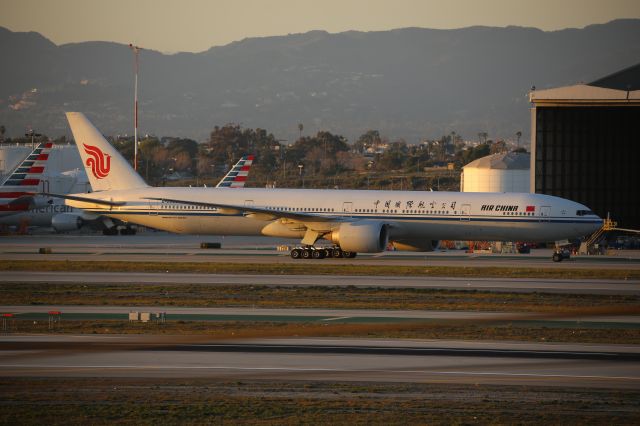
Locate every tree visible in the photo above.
<box><xmin>354</xmin><ymin>130</ymin><xmax>382</xmax><ymax>154</ymax></box>
<box><xmin>458</xmin><ymin>143</ymin><xmax>491</xmax><ymax>166</ymax></box>
<box><xmin>516</xmin><ymin>131</ymin><xmax>522</xmax><ymax>148</ymax></box>
<box><xmin>490</xmin><ymin>140</ymin><xmax>508</xmax><ymax>154</ymax></box>
<box><xmin>0</xmin><ymin>125</ymin><xmax>5</xmax><ymax>143</ymax></box>
<box><xmin>376</xmin><ymin>141</ymin><xmax>408</xmax><ymax>171</ymax></box>
<box><xmin>285</xmin><ymin>130</ymin><xmax>350</xmax><ymax>176</ymax></box>
<box><xmin>167</xmin><ymin>138</ymin><xmax>198</xmax><ymax>159</ymax></box>
<box><xmin>478</xmin><ymin>132</ymin><xmax>488</xmax><ymax>144</ymax></box>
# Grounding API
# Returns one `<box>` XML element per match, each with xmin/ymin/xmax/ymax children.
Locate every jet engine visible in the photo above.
<box><xmin>51</xmin><ymin>213</ymin><xmax>82</xmax><ymax>232</ymax></box>
<box><xmin>329</xmin><ymin>221</ymin><xmax>388</xmax><ymax>253</ymax></box>
<box><xmin>391</xmin><ymin>239</ymin><xmax>440</xmax><ymax>252</ymax></box>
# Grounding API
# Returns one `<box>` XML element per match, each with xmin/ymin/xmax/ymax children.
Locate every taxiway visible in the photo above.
<box><xmin>1</xmin><ymin>335</ymin><xmax>638</xmax><ymax>389</ymax></box>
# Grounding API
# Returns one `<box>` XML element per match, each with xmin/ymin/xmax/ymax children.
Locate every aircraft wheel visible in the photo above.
<box><xmin>103</xmin><ymin>227</ymin><xmax>118</xmax><ymax>236</ymax></box>
<box><xmin>332</xmin><ymin>248</ymin><xmax>343</xmax><ymax>258</ymax></box>
<box><xmin>552</xmin><ymin>252</ymin><xmax>563</xmax><ymax>262</ymax></box>
<box><xmin>344</xmin><ymin>251</ymin><xmax>357</xmax><ymax>258</ymax></box>
<box><xmin>311</xmin><ymin>250</ymin><xmax>324</xmax><ymax>259</ymax></box>
<box><xmin>323</xmin><ymin>248</ymin><xmax>331</xmax><ymax>258</ymax></box>
<box><xmin>290</xmin><ymin>248</ymin><xmax>302</xmax><ymax>259</ymax></box>
<box><xmin>302</xmin><ymin>249</ymin><xmax>312</xmax><ymax>259</ymax></box>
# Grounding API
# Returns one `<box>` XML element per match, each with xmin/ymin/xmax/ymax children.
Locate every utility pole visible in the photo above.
<box><xmin>25</xmin><ymin>129</ymin><xmax>41</xmax><ymax>150</ymax></box>
<box><xmin>129</xmin><ymin>44</ymin><xmax>141</xmax><ymax>170</ymax></box>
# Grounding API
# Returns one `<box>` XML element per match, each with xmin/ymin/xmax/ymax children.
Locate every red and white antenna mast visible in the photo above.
<box><xmin>128</xmin><ymin>44</ymin><xmax>141</xmax><ymax>170</ymax></box>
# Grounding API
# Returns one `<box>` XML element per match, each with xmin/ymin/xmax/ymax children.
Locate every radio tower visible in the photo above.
<box><xmin>129</xmin><ymin>44</ymin><xmax>141</xmax><ymax>170</ymax></box>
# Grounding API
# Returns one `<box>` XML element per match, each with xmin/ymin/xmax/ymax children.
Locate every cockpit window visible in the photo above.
<box><xmin>576</xmin><ymin>210</ymin><xmax>596</xmax><ymax>216</ymax></box>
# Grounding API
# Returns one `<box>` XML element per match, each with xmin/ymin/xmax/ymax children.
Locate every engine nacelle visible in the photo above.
<box><xmin>51</xmin><ymin>213</ymin><xmax>82</xmax><ymax>232</ymax></box>
<box><xmin>391</xmin><ymin>239</ymin><xmax>440</xmax><ymax>252</ymax></box>
<box><xmin>329</xmin><ymin>221</ymin><xmax>388</xmax><ymax>253</ymax></box>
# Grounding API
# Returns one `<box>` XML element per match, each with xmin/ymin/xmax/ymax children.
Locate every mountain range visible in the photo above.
<box><xmin>1</xmin><ymin>19</ymin><xmax>639</xmax><ymax>144</ymax></box>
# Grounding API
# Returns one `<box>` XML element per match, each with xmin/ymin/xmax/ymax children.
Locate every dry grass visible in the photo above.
<box><xmin>1</xmin><ymin>259</ymin><xmax>639</xmax><ymax>279</ymax></box>
<box><xmin>7</xmin><ymin>319</ymin><xmax>640</xmax><ymax>344</ymax></box>
<box><xmin>2</xmin><ymin>378</ymin><xmax>639</xmax><ymax>425</ymax></box>
<box><xmin>2</xmin><ymin>282</ymin><xmax>639</xmax><ymax>312</ymax></box>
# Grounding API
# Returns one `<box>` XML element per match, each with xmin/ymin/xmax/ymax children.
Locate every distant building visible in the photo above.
<box><xmin>461</xmin><ymin>152</ymin><xmax>530</xmax><ymax>193</ymax></box>
<box><xmin>529</xmin><ymin>62</ymin><xmax>640</xmax><ymax>228</ymax></box>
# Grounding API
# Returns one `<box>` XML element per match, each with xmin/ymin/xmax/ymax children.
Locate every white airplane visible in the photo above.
<box><xmin>0</xmin><ymin>147</ymin><xmax>254</xmax><ymax>233</ymax></box>
<box><xmin>46</xmin><ymin>112</ymin><xmax>602</xmax><ymax>261</ymax></box>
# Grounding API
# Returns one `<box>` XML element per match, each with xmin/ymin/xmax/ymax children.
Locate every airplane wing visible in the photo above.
<box><xmin>39</xmin><ymin>192</ymin><xmax>126</xmax><ymax>207</ymax></box>
<box><xmin>144</xmin><ymin>197</ymin><xmax>339</xmax><ymax>223</ymax></box>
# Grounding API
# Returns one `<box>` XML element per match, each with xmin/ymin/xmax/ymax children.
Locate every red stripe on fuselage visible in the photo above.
<box><xmin>28</xmin><ymin>166</ymin><xmax>44</xmax><ymax>173</ymax></box>
<box><xmin>36</xmin><ymin>154</ymin><xmax>49</xmax><ymax>161</ymax></box>
<box><xmin>20</xmin><ymin>179</ymin><xmax>40</xmax><ymax>186</ymax></box>
<box><xmin>0</xmin><ymin>203</ymin><xmax>29</xmax><ymax>212</ymax></box>
<box><xmin>0</xmin><ymin>192</ymin><xmax>31</xmax><ymax>198</ymax></box>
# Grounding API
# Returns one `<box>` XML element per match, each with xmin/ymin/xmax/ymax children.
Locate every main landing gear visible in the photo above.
<box><xmin>552</xmin><ymin>248</ymin><xmax>571</xmax><ymax>262</ymax></box>
<box><xmin>290</xmin><ymin>246</ymin><xmax>357</xmax><ymax>260</ymax></box>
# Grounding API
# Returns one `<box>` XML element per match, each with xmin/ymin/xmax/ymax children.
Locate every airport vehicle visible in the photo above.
<box><xmin>47</xmin><ymin>113</ymin><xmax>602</xmax><ymax>259</ymax></box>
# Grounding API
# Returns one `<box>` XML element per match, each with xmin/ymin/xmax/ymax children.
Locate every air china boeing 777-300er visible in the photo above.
<box><xmin>46</xmin><ymin>112</ymin><xmax>602</xmax><ymax>261</ymax></box>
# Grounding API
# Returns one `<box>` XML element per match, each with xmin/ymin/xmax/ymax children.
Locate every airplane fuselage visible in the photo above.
<box><xmin>65</xmin><ymin>187</ymin><xmax>602</xmax><ymax>243</ymax></box>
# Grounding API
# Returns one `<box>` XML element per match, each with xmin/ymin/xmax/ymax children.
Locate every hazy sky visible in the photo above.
<box><xmin>1</xmin><ymin>0</ymin><xmax>639</xmax><ymax>53</ymax></box>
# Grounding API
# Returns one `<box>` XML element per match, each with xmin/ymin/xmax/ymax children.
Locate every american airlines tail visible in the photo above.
<box><xmin>0</xmin><ymin>141</ymin><xmax>53</xmax><ymax>215</ymax></box>
<box><xmin>66</xmin><ymin>112</ymin><xmax>148</xmax><ymax>191</ymax></box>
<box><xmin>216</xmin><ymin>155</ymin><xmax>254</xmax><ymax>188</ymax></box>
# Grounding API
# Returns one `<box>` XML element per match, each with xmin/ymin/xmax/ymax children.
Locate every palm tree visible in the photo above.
<box><xmin>298</xmin><ymin>123</ymin><xmax>303</xmax><ymax>141</ymax></box>
<box><xmin>478</xmin><ymin>132</ymin><xmax>488</xmax><ymax>144</ymax></box>
<box><xmin>0</xmin><ymin>125</ymin><xmax>5</xmax><ymax>143</ymax></box>
<box><xmin>516</xmin><ymin>131</ymin><xmax>522</xmax><ymax>148</ymax></box>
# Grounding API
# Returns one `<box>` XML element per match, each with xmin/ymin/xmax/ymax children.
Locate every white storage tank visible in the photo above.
<box><xmin>461</xmin><ymin>152</ymin><xmax>530</xmax><ymax>193</ymax></box>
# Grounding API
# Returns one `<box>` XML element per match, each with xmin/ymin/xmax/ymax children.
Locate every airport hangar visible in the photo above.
<box><xmin>529</xmin><ymin>62</ymin><xmax>640</xmax><ymax>230</ymax></box>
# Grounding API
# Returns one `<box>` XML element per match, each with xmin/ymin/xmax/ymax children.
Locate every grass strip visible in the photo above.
<box><xmin>2</xmin><ymin>283</ymin><xmax>639</xmax><ymax>312</ymax></box>
<box><xmin>1</xmin><ymin>259</ymin><xmax>639</xmax><ymax>279</ymax></box>
<box><xmin>6</xmin><ymin>319</ymin><xmax>640</xmax><ymax>344</ymax></box>
<box><xmin>2</xmin><ymin>378</ymin><xmax>639</xmax><ymax>425</ymax></box>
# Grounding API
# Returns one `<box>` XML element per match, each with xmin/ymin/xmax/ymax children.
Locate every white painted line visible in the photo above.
<box><xmin>321</xmin><ymin>317</ymin><xmax>351</xmax><ymax>321</ymax></box>
<box><xmin>1</xmin><ymin>365</ymin><xmax>638</xmax><ymax>380</ymax></box>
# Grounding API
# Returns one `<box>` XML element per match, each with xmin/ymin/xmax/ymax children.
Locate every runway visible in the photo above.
<box><xmin>2</xmin><ymin>232</ymin><xmax>640</xmax><ymax>268</ymax></box>
<box><xmin>2</xmin><ymin>233</ymin><xmax>639</xmax><ymax>392</ymax></box>
<box><xmin>3</xmin><ymin>271</ymin><xmax>639</xmax><ymax>295</ymax></box>
<box><xmin>1</xmin><ymin>335</ymin><xmax>638</xmax><ymax>389</ymax></box>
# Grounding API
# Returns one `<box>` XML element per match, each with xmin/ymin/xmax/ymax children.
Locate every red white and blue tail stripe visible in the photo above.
<box><xmin>0</xmin><ymin>142</ymin><xmax>52</xmax><ymax>212</ymax></box>
<box><xmin>215</xmin><ymin>155</ymin><xmax>254</xmax><ymax>188</ymax></box>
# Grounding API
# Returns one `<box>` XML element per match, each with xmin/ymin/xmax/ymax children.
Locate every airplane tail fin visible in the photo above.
<box><xmin>216</xmin><ymin>155</ymin><xmax>254</xmax><ymax>188</ymax></box>
<box><xmin>0</xmin><ymin>141</ymin><xmax>52</xmax><ymax>211</ymax></box>
<box><xmin>66</xmin><ymin>112</ymin><xmax>148</xmax><ymax>191</ymax></box>
<box><xmin>1</xmin><ymin>141</ymin><xmax>51</xmax><ymax>188</ymax></box>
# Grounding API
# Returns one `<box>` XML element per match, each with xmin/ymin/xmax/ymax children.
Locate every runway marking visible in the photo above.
<box><xmin>1</xmin><ymin>364</ymin><xmax>639</xmax><ymax>381</ymax></box>
<box><xmin>321</xmin><ymin>317</ymin><xmax>351</xmax><ymax>321</ymax></box>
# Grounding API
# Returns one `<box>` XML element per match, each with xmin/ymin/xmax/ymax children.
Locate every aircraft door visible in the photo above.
<box><xmin>540</xmin><ymin>206</ymin><xmax>551</xmax><ymax>222</ymax></box>
<box><xmin>149</xmin><ymin>200</ymin><xmax>158</xmax><ymax>215</ymax></box>
<box><xmin>342</xmin><ymin>202</ymin><xmax>353</xmax><ymax>213</ymax></box>
<box><xmin>460</xmin><ymin>204</ymin><xmax>471</xmax><ymax>221</ymax></box>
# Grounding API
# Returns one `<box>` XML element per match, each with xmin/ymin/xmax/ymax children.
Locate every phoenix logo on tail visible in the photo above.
<box><xmin>83</xmin><ymin>143</ymin><xmax>111</xmax><ymax>179</ymax></box>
